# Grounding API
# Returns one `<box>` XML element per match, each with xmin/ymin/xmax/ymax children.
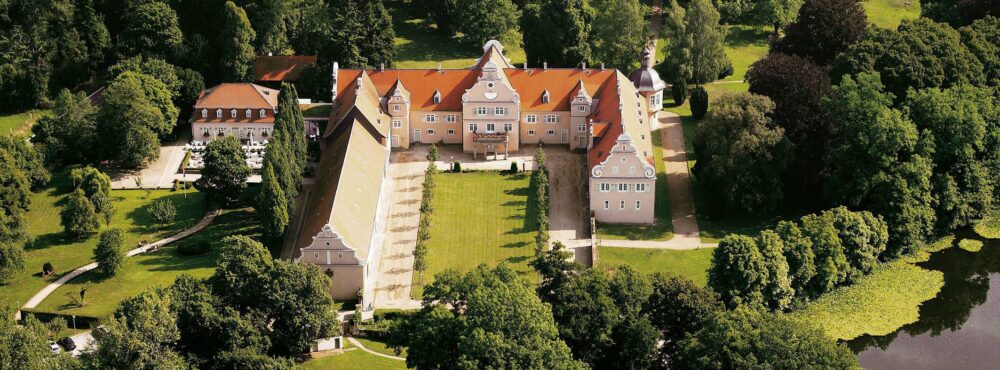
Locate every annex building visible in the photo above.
<box><xmin>295</xmin><ymin>41</ymin><xmax>665</xmax><ymax>305</ymax></box>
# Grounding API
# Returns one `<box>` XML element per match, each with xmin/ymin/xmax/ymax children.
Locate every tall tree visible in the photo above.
<box><xmin>358</xmin><ymin>0</ymin><xmax>396</xmax><ymax>67</ymax></box>
<box><xmin>60</xmin><ymin>189</ymin><xmax>99</xmax><ymax>239</ymax></box>
<box><xmin>196</xmin><ymin>136</ymin><xmax>250</xmax><ymax>204</ymax></box>
<box><xmin>824</xmin><ymin>73</ymin><xmax>936</xmax><ymax>255</ymax></box>
<box><xmin>94</xmin><ymin>228</ymin><xmax>126</xmax><ymax>277</ymax></box>
<box><xmin>86</xmin><ymin>290</ymin><xmax>189</xmax><ymax>369</ymax></box>
<box><xmin>959</xmin><ymin>16</ymin><xmax>999</xmax><ymax>86</ymax></box>
<box><xmin>708</xmin><ymin>235</ymin><xmax>769</xmax><ymax>308</ymax></box>
<box><xmin>659</xmin><ymin>0</ymin><xmax>691</xmax><ymax>85</ymax></box>
<box><xmin>756</xmin><ymin>230</ymin><xmax>794</xmax><ymax>310</ymax></box>
<box><xmin>415</xmin><ymin>0</ymin><xmax>459</xmax><ymax>34</ymax></box>
<box><xmin>0</xmin><ymin>312</ymin><xmax>79</xmax><ymax>369</ymax></box>
<box><xmin>97</xmin><ymin>72</ymin><xmax>165</xmax><ymax>168</ymax></box>
<box><xmin>752</xmin><ymin>0</ymin><xmax>802</xmax><ymax>35</ymax></box>
<box><xmin>257</xmin><ymin>162</ymin><xmax>289</xmax><ymax>248</ymax></box>
<box><xmin>683</xmin><ymin>0</ymin><xmax>728</xmax><ymax>84</ymax></box>
<box><xmin>771</xmin><ymin>0</ymin><xmax>867</xmax><ymax>66</ymax></box>
<box><xmin>454</xmin><ymin>0</ymin><xmax>522</xmax><ymax>48</ymax></box>
<box><xmin>31</xmin><ymin>89</ymin><xmax>99</xmax><ymax>165</ymax></box>
<box><xmin>0</xmin><ymin>135</ymin><xmax>50</xmax><ymax>190</ymax></box>
<box><xmin>774</xmin><ymin>220</ymin><xmax>816</xmax><ymax>297</ymax></box>
<box><xmin>591</xmin><ymin>0</ymin><xmax>646</xmax><ymax>71</ymax></box>
<box><xmin>118</xmin><ymin>1</ymin><xmax>184</xmax><ymax>60</ymax></box>
<box><xmin>693</xmin><ymin>92</ymin><xmax>790</xmax><ymax>214</ymax></box>
<box><xmin>0</xmin><ymin>148</ymin><xmax>30</xmax><ymax>248</ymax></box>
<box><xmin>220</xmin><ymin>1</ymin><xmax>257</xmax><ymax>82</ymax></box>
<box><xmin>521</xmin><ymin>0</ymin><xmax>594</xmax><ymax>67</ymax></box>
<box><xmin>645</xmin><ymin>275</ymin><xmax>724</xmax><ymax>369</ymax></box>
<box><xmin>920</xmin><ymin>0</ymin><xmax>999</xmax><ymax>27</ymax></box>
<box><xmin>277</xmin><ymin>83</ymin><xmax>307</xmax><ymax>172</ymax></box>
<box><xmin>235</xmin><ymin>0</ymin><xmax>290</xmax><ymax>54</ymax></box>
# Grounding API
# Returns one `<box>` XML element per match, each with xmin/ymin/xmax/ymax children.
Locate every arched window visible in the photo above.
<box><xmin>230</xmin><ymin>109</ymin><xmax>237</xmax><ymax>118</ymax></box>
<box><xmin>201</xmin><ymin>109</ymin><xmax>208</xmax><ymax>118</ymax></box>
<box><xmin>245</xmin><ymin>109</ymin><xmax>252</xmax><ymax>118</ymax></box>
<box><xmin>215</xmin><ymin>109</ymin><xmax>222</xmax><ymax>118</ymax></box>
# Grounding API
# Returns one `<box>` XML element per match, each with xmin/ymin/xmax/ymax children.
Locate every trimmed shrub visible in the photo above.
<box><xmin>690</xmin><ymin>86</ymin><xmax>709</xmax><ymax>119</ymax></box>
<box><xmin>453</xmin><ymin>161</ymin><xmax>462</xmax><ymax>173</ymax></box>
<box><xmin>718</xmin><ymin>60</ymin><xmax>734</xmax><ymax>80</ymax></box>
<box><xmin>672</xmin><ymin>79</ymin><xmax>688</xmax><ymax>105</ymax></box>
<box><xmin>178</xmin><ymin>241</ymin><xmax>211</xmax><ymax>255</ymax></box>
<box><xmin>43</xmin><ymin>262</ymin><xmax>54</xmax><ymax>276</ymax></box>
<box><xmin>510</xmin><ymin>161</ymin><xmax>519</xmax><ymax>173</ymax></box>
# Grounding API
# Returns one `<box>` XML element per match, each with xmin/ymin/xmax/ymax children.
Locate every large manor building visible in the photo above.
<box><xmin>288</xmin><ymin>41</ymin><xmax>665</xmax><ymax>304</ymax></box>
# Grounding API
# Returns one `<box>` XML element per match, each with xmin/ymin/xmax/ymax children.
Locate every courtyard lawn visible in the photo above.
<box><xmin>301</xmin><ymin>341</ymin><xmax>408</xmax><ymax>370</ymax></box>
<box><xmin>33</xmin><ymin>208</ymin><xmax>257</xmax><ymax>318</ymax></box>
<box><xmin>0</xmin><ymin>109</ymin><xmax>49</xmax><ymax>136</ymax></box>
<box><xmin>0</xmin><ymin>171</ymin><xmax>205</xmax><ymax>310</ymax></box>
<box><xmin>864</xmin><ymin>0</ymin><xmax>920</xmax><ymax>29</ymax></box>
<box><xmin>596</xmin><ymin>247</ymin><xmax>714</xmax><ymax>286</ymax></box>
<box><xmin>411</xmin><ymin>171</ymin><xmax>539</xmax><ymax>298</ymax></box>
<box><xmin>597</xmin><ymin>128</ymin><xmax>674</xmax><ymax>241</ymax></box>
<box><xmin>788</xmin><ymin>236</ymin><xmax>953</xmax><ymax>340</ymax></box>
<box><xmin>388</xmin><ymin>0</ymin><xmax>525</xmax><ymax>69</ymax></box>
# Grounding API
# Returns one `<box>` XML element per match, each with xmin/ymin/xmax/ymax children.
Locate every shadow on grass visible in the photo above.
<box><xmin>388</xmin><ymin>0</ymin><xmax>478</xmax><ymax>65</ymax></box>
<box><xmin>724</xmin><ymin>25</ymin><xmax>771</xmax><ymax>48</ymax></box>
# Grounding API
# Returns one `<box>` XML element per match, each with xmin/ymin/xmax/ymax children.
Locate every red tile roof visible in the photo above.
<box><xmin>194</xmin><ymin>83</ymin><xmax>278</xmax><ymax>109</ymax></box>
<box><xmin>505</xmin><ymin>69</ymin><xmax>615</xmax><ymax>111</ymax></box>
<box><xmin>254</xmin><ymin>55</ymin><xmax>317</xmax><ymax>82</ymax></box>
<box><xmin>338</xmin><ymin>69</ymin><xmax>480</xmax><ymax>111</ymax></box>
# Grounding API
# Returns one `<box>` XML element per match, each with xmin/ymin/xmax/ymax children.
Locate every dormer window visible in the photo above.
<box><xmin>230</xmin><ymin>109</ymin><xmax>237</xmax><ymax>118</ymax></box>
<box><xmin>432</xmin><ymin>90</ymin><xmax>441</xmax><ymax>104</ymax></box>
<box><xmin>215</xmin><ymin>109</ymin><xmax>222</xmax><ymax>118</ymax></box>
<box><xmin>542</xmin><ymin>90</ymin><xmax>550</xmax><ymax>104</ymax></box>
<box><xmin>201</xmin><ymin>109</ymin><xmax>208</xmax><ymax>118</ymax></box>
<box><xmin>259</xmin><ymin>109</ymin><xmax>266</xmax><ymax>118</ymax></box>
<box><xmin>245</xmin><ymin>109</ymin><xmax>252</xmax><ymax>118</ymax></box>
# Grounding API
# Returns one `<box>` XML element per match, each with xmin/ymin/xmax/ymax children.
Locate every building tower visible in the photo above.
<box><xmin>629</xmin><ymin>43</ymin><xmax>667</xmax><ymax>123</ymax></box>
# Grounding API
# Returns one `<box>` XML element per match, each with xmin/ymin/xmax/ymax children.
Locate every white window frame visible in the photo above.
<box><xmin>636</xmin><ymin>200</ymin><xmax>641</xmax><ymax>210</ymax></box>
<box><xmin>599</xmin><ymin>183</ymin><xmax>611</xmax><ymax>192</ymax></box>
<box><xmin>636</xmin><ymin>183</ymin><xmax>647</xmax><ymax>192</ymax></box>
<box><xmin>619</xmin><ymin>183</ymin><xmax>629</xmax><ymax>192</ymax></box>
<box><xmin>469</xmin><ymin>123</ymin><xmax>478</xmax><ymax>132</ymax></box>
<box><xmin>476</xmin><ymin>107</ymin><xmax>488</xmax><ymax>116</ymax></box>
<box><xmin>201</xmin><ymin>109</ymin><xmax>208</xmax><ymax>118</ymax></box>
<box><xmin>604</xmin><ymin>201</ymin><xmax>609</xmax><ymax>210</ymax></box>
<box><xmin>578</xmin><ymin>124</ymin><xmax>585</xmax><ymax>133</ymax></box>
<box><xmin>486</xmin><ymin>123</ymin><xmax>496</xmax><ymax>132</ymax></box>
<box><xmin>503</xmin><ymin>123</ymin><xmax>513</xmax><ymax>132</ymax></box>
<box><xmin>245</xmin><ymin>108</ymin><xmax>252</xmax><ymax>118</ymax></box>
<box><xmin>427</xmin><ymin>129</ymin><xmax>436</xmax><ymax>135</ymax></box>
<box><xmin>545</xmin><ymin>114</ymin><xmax>559</xmax><ymax>124</ymax></box>
<box><xmin>577</xmin><ymin>105</ymin><xmax>586</xmax><ymax>112</ymax></box>
<box><xmin>393</xmin><ymin>104</ymin><xmax>400</xmax><ymax>112</ymax></box>
<box><xmin>424</xmin><ymin>114</ymin><xmax>437</xmax><ymax>123</ymax></box>
<box><xmin>547</xmin><ymin>130</ymin><xmax>555</xmax><ymax>136</ymax></box>
<box><xmin>620</xmin><ymin>200</ymin><xmax>626</xmax><ymax>209</ymax></box>
<box><xmin>526</xmin><ymin>114</ymin><xmax>538</xmax><ymax>123</ymax></box>
<box><xmin>216</xmin><ymin>109</ymin><xmax>223</xmax><ymax>118</ymax></box>
<box><xmin>527</xmin><ymin>129</ymin><xmax>536</xmax><ymax>136</ymax></box>
<box><xmin>445</xmin><ymin>114</ymin><xmax>457</xmax><ymax>123</ymax></box>
<box><xmin>495</xmin><ymin>107</ymin><xmax>506</xmax><ymax>116</ymax></box>
<box><xmin>447</xmin><ymin>129</ymin><xmax>455</xmax><ymax>135</ymax></box>
<box><xmin>392</xmin><ymin>119</ymin><xmax>402</xmax><ymax>128</ymax></box>
<box><xmin>230</xmin><ymin>109</ymin><xmax>237</xmax><ymax>118</ymax></box>
<box><xmin>259</xmin><ymin>109</ymin><xmax>266</xmax><ymax>118</ymax></box>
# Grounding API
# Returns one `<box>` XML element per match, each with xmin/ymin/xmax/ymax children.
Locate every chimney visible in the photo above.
<box><xmin>600</xmin><ymin>63</ymin><xmax>605</xmax><ymax>71</ymax></box>
<box><xmin>582</xmin><ymin>62</ymin><xmax>587</xmax><ymax>70</ymax></box>
<box><xmin>267</xmin><ymin>52</ymin><xmax>273</xmax><ymax>56</ymax></box>
<box><xmin>543</xmin><ymin>61</ymin><xmax>548</xmax><ymax>70</ymax></box>
<box><xmin>437</xmin><ymin>63</ymin><xmax>442</xmax><ymax>72</ymax></box>
<box><xmin>523</xmin><ymin>62</ymin><xmax>528</xmax><ymax>70</ymax></box>
<box><xmin>331</xmin><ymin>62</ymin><xmax>339</xmax><ymax>105</ymax></box>
<box><xmin>380</xmin><ymin>63</ymin><xmax>385</xmax><ymax>72</ymax></box>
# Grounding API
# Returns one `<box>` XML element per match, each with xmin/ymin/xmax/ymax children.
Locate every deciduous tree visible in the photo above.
<box><xmin>31</xmin><ymin>90</ymin><xmax>99</xmax><ymax>165</ymax></box>
<box><xmin>591</xmin><ymin>0</ymin><xmax>645</xmax><ymax>71</ymax></box>
<box><xmin>98</xmin><ymin>72</ymin><xmax>169</xmax><ymax>168</ymax></box>
<box><xmin>645</xmin><ymin>275</ymin><xmax>723</xmax><ymax>369</ymax></box>
<box><xmin>0</xmin><ymin>135</ymin><xmax>50</xmax><ymax>190</ymax></box>
<box><xmin>521</xmin><ymin>0</ymin><xmax>594</xmax><ymax>67</ymax></box>
<box><xmin>221</xmin><ymin>2</ymin><xmax>257</xmax><ymax>82</ymax></box>
<box><xmin>708</xmin><ymin>235</ymin><xmax>768</xmax><ymax>308</ymax></box>
<box><xmin>771</xmin><ymin>0</ymin><xmax>867</xmax><ymax>66</ymax></box>
<box><xmin>118</xmin><ymin>1</ymin><xmax>183</xmax><ymax>59</ymax></box>
<box><xmin>60</xmin><ymin>189</ymin><xmax>99</xmax><ymax>239</ymax></box>
<box><xmin>196</xmin><ymin>136</ymin><xmax>250</xmax><ymax>204</ymax></box>
<box><xmin>454</xmin><ymin>0</ymin><xmax>522</xmax><ymax>48</ymax></box>
<box><xmin>94</xmin><ymin>228</ymin><xmax>126</xmax><ymax>277</ymax></box>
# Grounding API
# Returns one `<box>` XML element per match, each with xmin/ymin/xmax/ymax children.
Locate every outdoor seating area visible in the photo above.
<box><xmin>185</xmin><ymin>140</ymin><xmax>268</xmax><ymax>170</ymax></box>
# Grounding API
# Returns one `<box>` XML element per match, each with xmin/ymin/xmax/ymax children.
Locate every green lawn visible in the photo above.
<box><xmin>596</xmin><ymin>246</ymin><xmax>714</xmax><ymax>286</ymax></box>
<box><xmin>597</xmin><ymin>128</ymin><xmax>674</xmax><ymax>241</ymax></box>
<box><xmin>411</xmin><ymin>171</ymin><xmax>539</xmax><ymax>298</ymax></box>
<box><xmin>301</xmin><ymin>341</ymin><xmax>408</xmax><ymax>370</ymax></box>
<box><xmin>389</xmin><ymin>0</ymin><xmax>525</xmax><ymax>69</ymax></box>
<box><xmin>864</xmin><ymin>0</ymin><xmax>921</xmax><ymax>29</ymax></box>
<box><xmin>356</xmin><ymin>337</ymin><xmax>407</xmax><ymax>358</ymax></box>
<box><xmin>788</xmin><ymin>236</ymin><xmax>953</xmax><ymax>340</ymax></box>
<box><xmin>0</xmin><ymin>171</ymin><xmax>205</xmax><ymax>310</ymax></box>
<box><xmin>0</xmin><ymin>109</ymin><xmax>50</xmax><ymax>136</ymax></box>
<box><xmin>33</xmin><ymin>208</ymin><xmax>257</xmax><ymax>317</ymax></box>
<box><xmin>722</xmin><ymin>25</ymin><xmax>770</xmax><ymax>82</ymax></box>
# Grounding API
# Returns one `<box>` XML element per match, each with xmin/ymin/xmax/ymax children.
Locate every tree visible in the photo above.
<box><xmin>220</xmin><ymin>2</ymin><xmax>257</xmax><ymax>82</ymax></box>
<box><xmin>659</xmin><ymin>0</ymin><xmax>691</xmax><ymax>86</ymax></box>
<box><xmin>532</xmin><ymin>241</ymin><xmax>580</xmax><ymax>303</ymax></box>
<box><xmin>824</xmin><ymin>73</ymin><xmax>935</xmax><ymax>255</ymax></box>
<box><xmin>521</xmin><ymin>0</ymin><xmax>593</xmax><ymax>67</ymax></box>
<box><xmin>960</xmin><ymin>16</ymin><xmax>1000</xmax><ymax>86</ymax></box>
<box><xmin>708</xmin><ymin>235</ymin><xmax>768</xmax><ymax>308</ymax></box>
<box><xmin>920</xmin><ymin>0</ymin><xmax>999</xmax><ymax>27</ymax></box>
<box><xmin>752</xmin><ymin>0</ymin><xmax>802</xmax><ymax>35</ymax></box>
<box><xmin>118</xmin><ymin>1</ymin><xmax>183</xmax><ymax>59</ymax></box>
<box><xmin>0</xmin><ymin>243</ymin><xmax>25</xmax><ymax>285</ymax></box>
<box><xmin>148</xmin><ymin>199</ymin><xmax>177</xmax><ymax>226</ymax></box>
<box><xmin>746</xmin><ymin>53</ymin><xmax>832</xmax><ymax>206</ymax></box>
<box><xmin>427</xmin><ymin>143</ymin><xmax>439</xmax><ymax>162</ymax></box>
<box><xmin>824</xmin><ymin>207</ymin><xmax>888</xmax><ymax>281</ymax></box>
<box><xmin>358</xmin><ymin>0</ymin><xmax>397</xmax><ymax>67</ymax></box>
<box><xmin>91</xmin><ymin>192</ymin><xmax>116</xmax><ymax>225</ymax></box>
<box><xmin>0</xmin><ymin>148</ymin><xmax>31</xmax><ymax>247</ymax></box>
<box><xmin>799</xmin><ymin>210</ymin><xmax>850</xmax><ymax>295</ymax></box>
<box><xmin>0</xmin><ymin>135</ymin><xmax>50</xmax><ymax>190</ymax></box>
<box><xmin>645</xmin><ymin>275</ymin><xmax>723</xmax><ymax>368</ymax></box>
<box><xmin>674</xmin><ymin>307</ymin><xmax>859</xmax><ymax>369</ymax></box>
<box><xmin>86</xmin><ymin>290</ymin><xmax>189</xmax><ymax>369</ymax></box>
<box><xmin>276</xmin><ymin>83</ymin><xmax>307</xmax><ymax>172</ymax></box>
<box><xmin>397</xmin><ymin>264</ymin><xmax>586</xmax><ymax>370</ymax></box>
<box><xmin>771</xmin><ymin>0</ymin><xmax>867</xmax><ymax>66</ymax></box>
<box><xmin>774</xmin><ymin>221</ymin><xmax>816</xmax><ymax>297</ymax></box>
<box><xmin>684</xmin><ymin>0</ymin><xmax>728</xmax><ymax>84</ymax></box>
<box><xmin>94</xmin><ymin>228</ymin><xmax>126</xmax><ymax>277</ymax></box>
<box><xmin>196</xmin><ymin>136</ymin><xmax>250</xmax><ymax>204</ymax></box>
<box><xmin>454</xmin><ymin>0</ymin><xmax>522</xmax><ymax>48</ymax></box>
<box><xmin>234</xmin><ymin>0</ymin><xmax>291</xmax><ymax>54</ymax></box>
<box><xmin>97</xmin><ymin>72</ymin><xmax>168</xmax><ymax>168</ymax></box>
<box><xmin>0</xmin><ymin>312</ymin><xmax>78</xmax><ymax>370</ymax></box>
<box><xmin>31</xmin><ymin>90</ymin><xmax>98</xmax><ymax>165</ymax></box>
<box><xmin>907</xmin><ymin>85</ymin><xmax>997</xmax><ymax>230</ymax></box>
<box><xmin>755</xmin><ymin>230</ymin><xmax>794</xmax><ymax>310</ymax></box>
<box><xmin>693</xmin><ymin>92</ymin><xmax>790</xmax><ymax>214</ymax></box>
<box><xmin>591</xmin><ymin>0</ymin><xmax>645</xmax><ymax>71</ymax></box>
<box><xmin>213</xmin><ymin>348</ymin><xmax>296</xmax><ymax>370</ymax></box>
<box><xmin>257</xmin><ymin>162</ymin><xmax>289</xmax><ymax>246</ymax></box>
<box><xmin>60</xmin><ymin>189</ymin><xmax>99</xmax><ymax>239</ymax></box>
<box><xmin>832</xmin><ymin>18</ymin><xmax>985</xmax><ymax>102</ymax></box>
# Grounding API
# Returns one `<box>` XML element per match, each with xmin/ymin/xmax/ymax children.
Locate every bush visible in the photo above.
<box><xmin>718</xmin><ymin>60</ymin><xmax>734</xmax><ymax>80</ymax></box>
<box><xmin>43</xmin><ymin>262</ymin><xmax>54</xmax><ymax>276</ymax></box>
<box><xmin>453</xmin><ymin>161</ymin><xmax>462</xmax><ymax>173</ymax></box>
<box><xmin>148</xmin><ymin>198</ymin><xmax>177</xmax><ymax>225</ymax></box>
<box><xmin>690</xmin><ymin>86</ymin><xmax>709</xmax><ymax>119</ymax></box>
<box><xmin>672</xmin><ymin>80</ymin><xmax>688</xmax><ymax>105</ymax></box>
<box><xmin>178</xmin><ymin>241</ymin><xmax>211</xmax><ymax>255</ymax></box>
<box><xmin>509</xmin><ymin>161</ymin><xmax>519</xmax><ymax>173</ymax></box>
<box><xmin>94</xmin><ymin>228</ymin><xmax>126</xmax><ymax>277</ymax></box>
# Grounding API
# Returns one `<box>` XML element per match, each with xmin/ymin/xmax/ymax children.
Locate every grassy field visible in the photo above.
<box><xmin>411</xmin><ymin>171</ymin><xmax>539</xmax><ymax>298</ymax></box>
<box><xmin>389</xmin><ymin>0</ymin><xmax>525</xmax><ymax>69</ymax></box>
<box><xmin>0</xmin><ymin>171</ymin><xmax>205</xmax><ymax>310</ymax></box>
<box><xmin>788</xmin><ymin>236</ymin><xmax>953</xmax><ymax>340</ymax></box>
<box><xmin>301</xmin><ymin>341</ymin><xmax>408</xmax><ymax>370</ymax></box>
<box><xmin>864</xmin><ymin>0</ymin><xmax>921</xmax><ymax>29</ymax></box>
<box><xmin>356</xmin><ymin>337</ymin><xmax>407</xmax><ymax>358</ymax></box>
<box><xmin>596</xmin><ymin>246</ymin><xmax>714</xmax><ymax>286</ymax></box>
<box><xmin>33</xmin><ymin>208</ymin><xmax>257</xmax><ymax>317</ymax></box>
<box><xmin>722</xmin><ymin>25</ymin><xmax>770</xmax><ymax>82</ymax></box>
<box><xmin>0</xmin><ymin>109</ymin><xmax>50</xmax><ymax>136</ymax></box>
<box><xmin>597</xmin><ymin>128</ymin><xmax>674</xmax><ymax>241</ymax></box>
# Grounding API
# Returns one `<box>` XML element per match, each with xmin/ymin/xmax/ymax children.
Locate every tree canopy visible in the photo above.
<box><xmin>196</xmin><ymin>136</ymin><xmax>250</xmax><ymax>204</ymax></box>
<box><xmin>521</xmin><ymin>0</ymin><xmax>594</xmax><ymax>67</ymax></box>
<box><xmin>771</xmin><ymin>0</ymin><xmax>866</xmax><ymax>65</ymax></box>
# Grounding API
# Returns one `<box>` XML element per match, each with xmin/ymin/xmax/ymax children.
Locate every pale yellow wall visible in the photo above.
<box><xmin>519</xmin><ymin>111</ymin><xmax>570</xmax><ymax>146</ymax></box>
<box><xmin>590</xmin><ymin>177</ymin><xmax>655</xmax><ymax>224</ymax></box>
<box><xmin>192</xmin><ymin>122</ymin><xmax>274</xmax><ymax>141</ymax></box>
<box><xmin>410</xmin><ymin>111</ymin><xmax>463</xmax><ymax>145</ymax></box>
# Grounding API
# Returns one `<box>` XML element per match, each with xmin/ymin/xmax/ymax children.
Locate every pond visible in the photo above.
<box><xmin>849</xmin><ymin>235</ymin><xmax>1000</xmax><ymax>369</ymax></box>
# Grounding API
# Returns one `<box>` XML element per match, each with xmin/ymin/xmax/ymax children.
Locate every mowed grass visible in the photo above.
<box><xmin>597</xmin><ymin>128</ymin><xmax>673</xmax><ymax>241</ymax></box>
<box><xmin>33</xmin><ymin>208</ymin><xmax>257</xmax><ymax>318</ymax></box>
<box><xmin>0</xmin><ymin>109</ymin><xmax>50</xmax><ymax>136</ymax></box>
<box><xmin>0</xmin><ymin>171</ymin><xmax>205</xmax><ymax>310</ymax></box>
<box><xmin>788</xmin><ymin>236</ymin><xmax>954</xmax><ymax>340</ymax></box>
<box><xmin>301</xmin><ymin>341</ymin><xmax>408</xmax><ymax>370</ymax></box>
<box><xmin>411</xmin><ymin>171</ymin><xmax>538</xmax><ymax>298</ymax></box>
<box><xmin>864</xmin><ymin>0</ymin><xmax>921</xmax><ymax>29</ymax></box>
<box><xmin>722</xmin><ymin>25</ymin><xmax>770</xmax><ymax>82</ymax></box>
<box><xmin>388</xmin><ymin>0</ymin><xmax>525</xmax><ymax>69</ymax></box>
<box><xmin>356</xmin><ymin>337</ymin><xmax>407</xmax><ymax>358</ymax></box>
<box><xmin>597</xmin><ymin>246</ymin><xmax>714</xmax><ymax>286</ymax></box>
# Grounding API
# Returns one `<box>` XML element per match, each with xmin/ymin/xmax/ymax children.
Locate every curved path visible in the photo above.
<box><xmin>346</xmin><ymin>337</ymin><xmax>406</xmax><ymax>361</ymax></box>
<box><xmin>19</xmin><ymin>210</ymin><xmax>221</xmax><ymax>313</ymax></box>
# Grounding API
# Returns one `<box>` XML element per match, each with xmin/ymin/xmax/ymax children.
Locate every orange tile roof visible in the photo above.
<box><xmin>505</xmin><ymin>69</ymin><xmax>615</xmax><ymax>111</ymax></box>
<box><xmin>588</xmin><ymin>73</ymin><xmax>655</xmax><ymax>169</ymax></box>
<box><xmin>254</xmin><ymin>55</ymin><xmax>317</xmax><ymax>82</ymax></box>
<box><xmin>366</xmin><ymin>69</ymin><xmax>479</xmax><ymax>111</ymax></box>
<box><xmin>194</xmin><ymin>83</ymin><xmax>278</xmax><ymax>109</ymax></box>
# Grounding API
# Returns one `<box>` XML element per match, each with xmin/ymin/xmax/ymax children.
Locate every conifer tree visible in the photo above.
<box><xmin>258</xmin><ymin>162</ymin><xmax>290</xmax><ymax>247</ymax></box>
<box><xmin>279</xmin><ymin>83</ymin><xmax>307</xmax><ymax>172</ymax></box>
<box><xmin>221</xmin><ymin>1</ymin><xmax>257</xmax><ymax>82</ymax></box>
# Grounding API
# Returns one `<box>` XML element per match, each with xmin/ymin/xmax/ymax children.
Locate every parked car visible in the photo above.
<box><xmin>47</xmin><ymin>341</ymin><xmax>61</xmax><ymax>354</ymax></box>
<box><xmin>58</xmin><ymin>337</ymin><xmax>76</xmax><ymax>351</ymax></box>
